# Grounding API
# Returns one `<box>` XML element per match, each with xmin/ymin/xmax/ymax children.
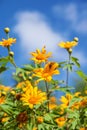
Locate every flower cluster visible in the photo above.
<box><xmin>0</xmin><ymin>28</ymin><xmax>87</xmax><ymax>130</ymax></box>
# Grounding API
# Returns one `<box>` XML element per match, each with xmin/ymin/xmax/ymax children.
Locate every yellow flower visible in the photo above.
<box><xmin>0</xmin><ymin>38</ymin><xmax>16</xmax><ymax>47</ymax></box>
<box><xmin>49</xmin><ymin>103</ymin><xmax>57</xmax><ymax>110</ymax></box>
<box><xmin>55</xmin><ymin>117</ymin><xmax>66</xmax><ymax>127</ymax></box>
<box><xmin>21</xmin><ymin>85</ymin><xmax>47</xmax><ymax>109</ymax></box>
<box><xmin>37</xmin><ymin>116</ymin><xmax>43</xmax><ymax>123</ymax></box>
<box><xmin>74</xmin><ymin>92</ymin><xmax>81</xmax><ymax>97</ymax></box>
<box><xmin>0</xmin><ymin>96</ymin><xmax>5</xmax><ymax>104</ymax></box>
<box><xmin>30</xmin><ymin>46</ymin><xmax>52</xmax><ymax>63</ymax></box>
<box><xmin>80</xmin><ymin>128</ymin><xmax>86</xmax><ymax>130</ymax></box>
<box><xmin>85</xmin><ymin>90</ymin><xmax>87</xmax><ymax>94</ymax></box>
<box><xmin>58</xmin><ymin>40</ymin><xmax>78</xmax><ymax>49</ymax></box>
<box><xmin>1</xmin><ymin>117</ymin><xmax>9</xmax><ymax>122</ymax></box>
<box><xmin>33</xmin><ymin>62</ymin><xmax>60</xmax><ymax>82</ymax></box>
<box><xmin>80</xmin><ymin>98</ymin><xmax>87</xmax><ymax>107</ymax></box>
<box><xmin>16</xmin><ymin>80</ymin><xmax>32</xmax><ymax>90</ymax></box>
<box><xmin>50</xmin><ymin>96</ymin><xmax>57</xmax><ymax>103</ymax></box>
<box><xmin>71</xmin><ymin>102</ymin><xmax>81</xmax><ymax>110</ymax></box>
<box><xmin>60</xmin><ymin>94</ymin><xmax>73</xmax><ymax>108</ymax></box>
<box><xmin>0</xmin><ymin>85</ymin><xmax>11</xmax><ymax>91</ymax></box>
<box><xmin>33</xmin><ymin>127</ymin><xmax>37</xmax><ymax>130</ymax></box>
<box><xmin>49</xmin><ymin>96</ymin><xmax>57</xmax><ymax>110</ymax></box>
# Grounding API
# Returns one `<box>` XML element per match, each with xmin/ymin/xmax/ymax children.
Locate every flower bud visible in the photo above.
<box><xmin>9</xmin><ymin>51</ymin><xmax>14</xmax><ymax>57</ymax></box>
<box><xmin>73</xmin><ymin>37</ymin><xmax>79</xmax><ymax>42</ymax></box>
<box><xmin>69</xmin><ymin>48</ymin><xmax>72</xmax><ymax>53</ymax></box>
<box><xmin>11</xmin><ymin>90</ymin><xmax>16</xmax><ymax>95</ymax></box>
<box><xmin>4</xmin><ymin>27</ymin><xmax>10</xmax><ymax>33</ymax></box>
<box><xmin>37</xmin><ymin>116</ymin><xmax>43</xmax><ymax>123</ymax></box>
<box><xmin>1</xmin><ymin>91</ymin><xmax>6</xmax><ymax>96</ymax></box>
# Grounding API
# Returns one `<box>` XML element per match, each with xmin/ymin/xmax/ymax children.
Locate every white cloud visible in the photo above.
<box><xmin>53</xmin><ymin>3</ymin><xmax>77</xmax><ymax>24</ymax></box>
<box><xmin>75</xmin><ymin>19</ymin><xmax>87</xmax><ymax>33</ymax></box>
<box><xmin>74</xmin><ymin>51</ymin><xmax>87</xmax><ymax>65</ymax></box>
<box><xmin>52</xmin><ymin>3</ymin><xmax>87</xmax><ymax>33</ymax></box>
<box><xmin>14</xmin><ymin>11</ymin><xmax>66</xmax><ymax>60</ymax></box>
<box><xmin>13</xmin><ymin>11</ymin><xmax>87</xmax><ymax>65</ymax></box>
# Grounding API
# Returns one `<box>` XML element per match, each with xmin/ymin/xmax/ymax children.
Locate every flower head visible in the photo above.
<box><xmin>58</xmin><ymin>38</ymin><xmax>78</xmax><ymax>50</ymax></box>
<box><xmin>37</xmin><ymin>116</ymin><xmax>43</xmax><ymax>123</ymax></box>
<box><xmin>30</xmin><ymin>46</ymin><xmax>52</xmax><ymax>63</ymax></box>
<box><xmin>0</xmin><ymin>96</ymin><xmax>5</xmax><ymax>104</ymax></box>
<box><xmin>80</xmin><ymin>128</ymin><xmax>86</xmax><ymax>130</ymax></box>
<box><xmin>21</xmin><ymin>85</ymin><xmax>46</xmax><ymax>109</ymax></box>
<box><xmin>60</xmin><ymin>94</ymin><xmax>73</xmax><ymax>108</ymax></box>
<box><xmin>33</xmin><ymin>62</ymin><xmax>60</xmax><ymax>82</ymax></box>
<box><xmin>0</xmin><ymin>38</ymin><xmax>16</xmax><ymax>47</ymax></box>
<box><xmin>55</xmin><ymin>117</ymin><xmax>66</xmax><ymax>127</ymax></box>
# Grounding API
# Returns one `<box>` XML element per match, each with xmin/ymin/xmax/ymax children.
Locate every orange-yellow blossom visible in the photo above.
<box><xmin>58</xmin><ymin>40</ymin><xmax>78</xmax><ymax>49</ymax></box>
<box><xmin>55</xmin><ymin>117</ymin><xmax>66</xmax><ymax>127</ymax></box>
<box><xmin>60</xmin><ymin>94</ymin><xmax>73</xmax><ymax>108</ymax></box>
<box><xmin>80</xmin><ymin>128</ymin><xmax>86</xmax><ymax>130</ymax></box>
<box><xmin>21</xmin><ymin>85</ymin><xmax>47</xmax><ymax>109</ymax></box>
<box><xmin>33</xmin><ymin>62</ymin><xmax>60</xmax><ymax>82</ymax></box>
<box><xmin>49</xmin><ymin>96</ymin><xmax>57</xmax><ymax>110</ymax></box>
<box><xmin>37</xmin><ymin>116</ymin><xmax>43</xmax><ymax>123</ymax></box>
<box><xmin>0</xmin><ymin>96</ymin><xmax>5</xmax><ymax>104</ymax></box>
<box><xmin>16</xmin><ymin>80</ymin><xmax>32</xmax><ymax>92</ymax></box>
<box><xmin>0</xmin><ymin>38</ymin><xmax>16</xmax><ymax>47</ymax></box>
<box><xmin>30</xmin><ymin>46</ymin><xmax>52</xmax><ymax>63</ymax></box>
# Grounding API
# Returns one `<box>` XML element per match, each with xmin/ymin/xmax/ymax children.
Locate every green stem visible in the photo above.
<box><xmin>66</xmin><ymin>53</ymin><xmax>71</xmax><ymax>87</ymax></box>
<box><xmin>45</xmin><ymin>81</ymin><xmax>49</xmax><ymax>112</ymax></box>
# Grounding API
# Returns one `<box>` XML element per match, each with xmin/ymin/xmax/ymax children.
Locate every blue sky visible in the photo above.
<box><xmin>0</xmin><ymin>0</ymin><xmax>87</xmax><ymax>86</ymax></box>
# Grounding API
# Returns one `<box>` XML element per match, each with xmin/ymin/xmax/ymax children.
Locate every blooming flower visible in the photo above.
<box><xmin>21</xmin><ymin>85</ymin><xmax>47</xmax><ymax>109</ymax></box>
<box><xmin>0</xmin><ymin>85</ymin><xmax>11</xmax><ymax>91</ymax></box>
<box><xmin>60</xmin><ymin>94</ymin><xmax>73</xmax><ymax>108</ymax></box>
<box><xmin>49</xmin><ymin>96</ymin><xmax>57</xmax><ymax>110</ymax></box>
<box><xmin>0</xmin><ymin>96</ymin><xmax>5</xmax><ymax>104</ymax></box>
<box><xmin>49</xmin><ymin>103</ymin><xmax>57</xmax><ymax>110</ymax></box>
<box><xmin>80</xmin><ymin>128</ymin><xmax>86</xmax><ymax>130</ymax></box>
<box><xmin>55</xmin><ymin>117</ymin><xmax>66</xmax><ymax>127</ymax></box>
<box><xmin>37</xmin><ymin>116</ymin><xmax>43</xmax><ymax>123</ymax></box>
<box><xmin>33</xmin><ymin>62</ymin><xmax>60</xmax><ymax>82</ymax></box>
<box><xmin>58</xmin><ymin>39</ymin><xmax>78</xmax><ymax>49</ymax></box>
<box><xmin>33</xmin><ymin>127</ymin><xmax>37</xmax><ymax>130</ymax></box>
<box><xmin>30</xmin><ymin>46</ymin><xmax>52</xmax><ymax>63</ymax></box>
<box><xmin>0</xmin><ymin>38</ymin><xmax>16</xmax><ymax>47</ymax></box>
<box><xmin>50</xmin><ymin>96</ymin><xmax>57</xmax><ymax>103</ymax></box>
<box><xmin>16</xmin><ymin>80</ymin><xmax>32</xmax><ymax>91</ymax></box>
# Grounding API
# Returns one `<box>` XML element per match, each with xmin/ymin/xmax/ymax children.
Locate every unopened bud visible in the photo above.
<box><xmin>4</xmin><ymin>27</ymin><xmax>10</xmax><ymax>33</ymax></box>
<box><xmin>11</xmin><ymin>90</ymin><xmax>16</xmax><ymax>95</ymax></box>
<box><xmin>69</xmin><ymin>48</ymin><xmax>72</xmax><ymax>53</ymax></box>
<box><xmin>73</xmin><ymin>37</ymin><xmax>79</xmax><ymax>42</ymax></box>
<box><xmin>2</xmin><ymin>91</ymin><xmax>6</xmax><ymax>95</ymax></box>
<box><xmin>9</xmin><ymin>51</ymin><xmax>14</xmax><ymax>57</ymax></box>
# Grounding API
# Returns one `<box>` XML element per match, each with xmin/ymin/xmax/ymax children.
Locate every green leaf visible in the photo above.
<box><xmin>15</xmin><ymin>67</ymin><xmax>26</xmax><ymax>80</ymax></box>
<box><xmin>51</xmin><ymin>86</ymin><xmax>74</xmax><ymax>93</ymax></box>
<box><xmin>69</xmin><ymin>97</ymin><xmax>82</xmax><ymax>107</ymax></box>
<box><xmin>0</xmin><ymin>66</ymin><xmax>8</xmax><ymax>73</ymax></box>
<box><xmin>71</xmin><ymin>56</ymin><xmax>80</xmax><ymax>68</ymax></box>
<box><xmin>76</xmin><ymin>70</ymin><xmax>87</xmax><ymax>81</ymax></box>
<box><xmin>38</xmin><ymin>124</ymin><xmax>45</xmax><ymax>130</ymax></box>
<box><xmin>63</xmin><ymin>64</ymin><xmax>73</xmax><ymax>71</ymax></box>
<box><xmin>0</xmin><ymin>104</ymin><xmax>12</xmax><ymax>115</ymax></box>
<box><xmin>23</xmin><ymin>64</ymin><xmax>34</xmax><ymax>71</ymax></box>
<box><xmin>0</xmin><ymin>56</ymin><xmax>9</xmax><ymax>66</ymax></box>
<box><xmin>44</xmin><ymin>113</ymin><xmax>53</xmax><ymax>123</ymax></box>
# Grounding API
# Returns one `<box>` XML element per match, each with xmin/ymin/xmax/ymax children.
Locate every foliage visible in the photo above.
<box><xmin>0</xmin><ymin>28</ymin><xmax>87</xmax><ymax>130</ymax></box>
